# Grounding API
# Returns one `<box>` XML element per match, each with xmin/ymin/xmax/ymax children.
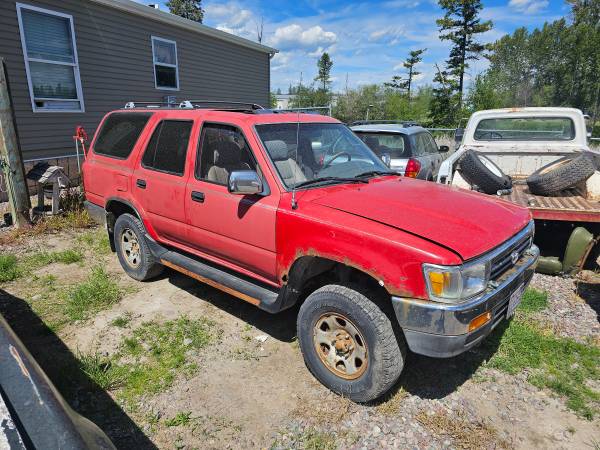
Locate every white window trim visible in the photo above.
<box><xmin>16</xmin><ymin>3</ymin><xmax>85</xmax><ymax>113</ymax></box>
<box><xmin>151</xmin><ymin>36</ymin><xmax>179</xmax><ymax>91</ymax></box>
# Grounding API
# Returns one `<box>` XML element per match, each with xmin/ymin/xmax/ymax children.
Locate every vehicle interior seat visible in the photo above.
<box><xmin>297</xmin><ymin>137</ymin><xmax>318</xmax><ymax>178</ymax></box>
<box><xmin>265</xmin><ymin>140</ymin><xmax>307</xmax><ymax>186</ymax></box>
<box><xmin>364</xmin><ymin>136</ymin><xmax>380</xmax><ymax>152</ymax></box>
<box><xmin>206</xmin><ymin>140</ymin><xmax>250</xmax><ymax>184</ymax></box>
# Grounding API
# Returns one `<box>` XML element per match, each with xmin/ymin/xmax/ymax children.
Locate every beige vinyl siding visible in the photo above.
<box><xmin>0</xmin><ymin>0</ymin><xmax>270</xmax><ymax>160</ymax></box>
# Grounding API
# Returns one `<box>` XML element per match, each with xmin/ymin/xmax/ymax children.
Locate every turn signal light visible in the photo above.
<box><xmin>468</xmin><ymin>312</ymin><xmax>491</xmax><ymax>332</ymax></box>
<box><xmin>404</xmin><ymin>158</ymin><xmax>421</xmax><ymax>178</ymax></box>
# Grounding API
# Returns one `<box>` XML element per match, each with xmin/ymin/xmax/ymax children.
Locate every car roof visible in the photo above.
<box><xmin>110</xmin><ymin>108</ymin><xmax>341</xmax><ymax>126</ymax></box>
<box><xmin>350</xmin><ymin>124</ymin><xmax>426</xmax><ymax>135</ymax></box>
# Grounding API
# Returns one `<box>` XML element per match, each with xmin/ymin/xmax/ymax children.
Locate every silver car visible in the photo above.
<box><xmin>350</xmin><ymin>122</ymin><xmax>449</xmax><ymax>180</ymax></box>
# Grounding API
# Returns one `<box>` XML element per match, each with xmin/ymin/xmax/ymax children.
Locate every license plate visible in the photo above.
<box><xmin>506</xmin><ymin>283</ymin><xmax>525</xmax><ymax>317</ymax></box>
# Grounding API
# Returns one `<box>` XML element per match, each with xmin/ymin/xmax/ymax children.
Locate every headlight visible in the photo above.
<box><xmin>423</xmin><ymin>260</ymin><xmax>490</xmax><ymax>303</ymax></box>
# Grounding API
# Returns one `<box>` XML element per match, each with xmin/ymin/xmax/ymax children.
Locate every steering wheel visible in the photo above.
<box><xmin>478</xmin><ymin>131</ymin><xmax>503</xmax><ymax>140</ymax></box>
<box><xmin>322</xmin><ymin>152</ymin><xmax>351</xmax><ymax>169</ymax></box>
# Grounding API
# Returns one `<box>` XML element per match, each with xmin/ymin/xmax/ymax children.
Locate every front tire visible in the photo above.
<box><xmin>114</xmin><ymin>213</ymin><xmax>163</xmax><ymax>281</ymax></box>
<box><xmin>297</xmin><ymin>284</ymin><xmax>406</xmax><ymax>402</ymax></box>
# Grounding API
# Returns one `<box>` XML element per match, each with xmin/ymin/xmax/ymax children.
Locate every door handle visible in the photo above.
<box><xmin>136</xmin><ymin>179</ymin><xmax>146</xmax><ymax>189</ymax></box>
<box><xmin>191</xmin><ymin>191</ymin><xmax>205</xmax><ymax>203</ymax></box>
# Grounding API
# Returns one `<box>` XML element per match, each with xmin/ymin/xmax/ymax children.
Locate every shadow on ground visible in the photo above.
<box><xmin>168</xmin><ymin>268</ymin><xmax>505</xmax><ymax>402</ymax></box>
<box><xmin>577</xmin><ymin>281</ymin><xmax>600</xmax><ymax>323</ymax></box>
<box><xmin>0</xmin><ymin>288</ymin><xmax>156</xmax><ymax>450</ymax></box>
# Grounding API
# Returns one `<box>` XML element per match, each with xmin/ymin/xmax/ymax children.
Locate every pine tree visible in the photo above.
<box><xmin>429</xmin><ymin>64</ymin><xmax>459</xmax><ymax>126</ymax></box>
<box><xmin>315</xmin><ymin>53</ymin><xmax>333</xmax><ymax>91</ymax></box>
<box><xmin>166</xmin><ymin>0</ymin><xmax>203</xmax><ymax>23</ymax></box>
<box><xmin>437</xmin><ymin>0</ymin><xmax>492</xmax><ymax>107</ymax></box>
<box><xmin>385</xmin><ymin>49</ymin><xmax>426</xmax><ymax>99</ymax></box>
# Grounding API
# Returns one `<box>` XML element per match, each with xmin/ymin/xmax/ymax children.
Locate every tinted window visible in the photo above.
<box><xmin>422</xmin><ymin>133</ymin><xmax>438</xmax><ymax>154</ymax></box>
<box><xmin>355</xmin><ymin>132</ymin><xmax>408</xmax><ymax>158</ymax></box>
<box><xmin>94</xmin><ymin>113</ymin><xmax>152</xmax><ymax>158</ymax></box>
<box><xmin>142</xmin><ymin>120</ymin><xmax>192</xmax><ymax>175</ymax></box>
<box><xmin>196</xmin><ymin>124</ymin><xmax>256</xmax><ymax>185</ymax></box>
<box><xmin>474</xmin><ymin>117</ymin><xmax>575</xmax><ymax>141</ymax></box>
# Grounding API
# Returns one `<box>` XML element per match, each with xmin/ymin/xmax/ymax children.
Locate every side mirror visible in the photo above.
<box><xmin>228</xmin><ymin>170</ymin><xmax>263</xmax><ymax>195</ymax></box>
<box><xmin>438</xmin><ymin>145</ymin><xmax>450</xmax><ymax>153</ymax></box>
<box><xmin>454</xmin><ymin>128</ymin><xmax>464</xmax><ymax>144</ymax></box>
<box><xmin>380</xmin><ymin>153</ymin><xmax>392</xmax><ymax>167</ymax></box>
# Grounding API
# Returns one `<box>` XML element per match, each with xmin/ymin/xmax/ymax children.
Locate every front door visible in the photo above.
<box><xmin>185</xmin><ymin>122</ymin><xmax>279</xmax><ymax>281</ymax></box>
<box><xmin>132</xmin><ymin>118</ymin><xmax>194</xmax><ymax>245</ymax></box>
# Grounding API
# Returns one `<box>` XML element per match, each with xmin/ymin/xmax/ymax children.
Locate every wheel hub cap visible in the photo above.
<box><xmin>313</xmin><ymin>313</ymin><xmax>368</xmax><ymax>380</ymax></box>
<box><xmin>121</xmin><ymin>228</ymin><xmax>141</xmax><ymax>268</ymax></box>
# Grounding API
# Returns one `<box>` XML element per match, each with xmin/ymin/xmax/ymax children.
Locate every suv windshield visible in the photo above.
<box><xmin>255</xmin><ymin>123</ymin><xmax>390</xmax><ymax>188</ymax></box>
<box><xmin>354</xmin><ymin>132</ymin><xmax>410</xmax><ymax>159</ymax></box>
<box><xmin>474</xmin><ymin>117</ymin><xmax>575</xmax><ymax>141</ymax></box>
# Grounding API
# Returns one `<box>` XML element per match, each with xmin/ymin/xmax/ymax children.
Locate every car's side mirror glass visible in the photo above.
<box><xmin>380</xmin><ymin>153</ymin><xmax>391</xmax><ymax>167</ymax></box>
<box><xmin>439</xmin><ymin>145</ymin><xmax>450</xmax><ymax>153</ymax></box>
<box><xmin>228</xmin><ymin>170</ymin><xmax>263</xmax><ymax>195</ymax></box>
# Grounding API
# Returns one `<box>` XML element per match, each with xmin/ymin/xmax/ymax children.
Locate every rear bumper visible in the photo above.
<box><xmin>392</xmin><ymin>244</ymin><xmax>539</xmax><ymax>358</ymax></box>
<box><xmin>84</xmin><ymin>200</ymin><xmax>106</xmax><ymax>225</ymax></box>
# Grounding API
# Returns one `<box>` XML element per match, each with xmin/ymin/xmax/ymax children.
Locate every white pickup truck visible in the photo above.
<box><xmin>437</xmin><ymin>107</ymin><xmax>599</xmax><ymax>274</ymax></box>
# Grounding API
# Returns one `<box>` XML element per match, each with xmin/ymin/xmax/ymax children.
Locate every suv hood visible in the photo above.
<box><xmin>312</xmin><ymin>178</ymin><xmax>531</xmax><ymax>260</ymax></box>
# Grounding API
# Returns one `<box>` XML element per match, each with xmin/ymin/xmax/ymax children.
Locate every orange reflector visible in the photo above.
<box><xmin>468</xmin><ymin>312</ymin><xmax>491</xmax><ymax>332</ymax></box>
<box><xmin>428</xmin><ymin>271</ymin><xmax>451</xmax><ymax>296</ymax></box>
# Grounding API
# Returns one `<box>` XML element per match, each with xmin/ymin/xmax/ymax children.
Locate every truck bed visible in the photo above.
<box><xmin>503</xmin><ymin>183</ymin><xmax>600</xmax><ymax>222</ymax></box>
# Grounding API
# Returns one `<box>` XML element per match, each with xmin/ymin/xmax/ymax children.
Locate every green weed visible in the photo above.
<box><xmin>75</xmin><ymin>351</ymin><xmax>127</xmax><ymax>390</ymax></box>
<box><xmin>111</xmin><ymin>313</ymin><xmax>132</xmax><ymax>328</ymax></box>
<box><xmin>0</xmin><ymin>254</ymin><xmax>19</xmax><ymax>282</ymax></box>
<box><xmin>65</xmin><ymin>267</ymin><xmax>122</xmax><ymax>321</ymax></box>
<box><xmin>518</xmin><ymin>288</ymin><xmax>548</xmax><ymax>314</ymax></box>
<box><xmin>164</xmin><ymin>411</ymin><xmax>193</xmax><ymax>427</ymax></box>
<box><xmin>77</xmin><ymin>229</ymin><xmax>111</xmax><ymax>255</ymax></box>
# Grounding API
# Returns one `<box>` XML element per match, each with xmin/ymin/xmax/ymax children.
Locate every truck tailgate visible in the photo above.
<box><xmin>504</xmin><ymin>184</ymin><xmax>600</xmax><ymax>222</ymax></box>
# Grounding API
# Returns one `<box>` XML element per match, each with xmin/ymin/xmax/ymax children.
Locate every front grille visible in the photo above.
<box><xmin>490</xmin><ymin>226</ymin><xmax>533</xmax><ymax>280</ymax></box>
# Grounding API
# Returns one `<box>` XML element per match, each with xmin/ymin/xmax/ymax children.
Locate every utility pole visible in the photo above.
<box><xmin>0</xmin><ymin>58</ymin><xmax>30</xmax><ymax>227</ymax></box>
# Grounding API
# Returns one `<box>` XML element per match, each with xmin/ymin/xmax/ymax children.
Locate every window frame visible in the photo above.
<box><xmin>151</xmin><ymin>36</ymin><xmax>179</xmax><ymax>91</ymax></box>
<box><xmin>473</xmin><ymin>116</ymin><xmax>577</xmax><ymax>142</ymax></box>
<box><xmin>195</xmin><ymin>121</ymin><xmax>260</xmax><ymax>186</ymax></box>
<box><xmin>140</xmin><ymin>119</ymin><xmax>193</xmax><ymax>177</ymax></box>
<box><xmin>16</xmin><ymin>3</ymin><xmax>85</xmax><ymax>113</ymax></box>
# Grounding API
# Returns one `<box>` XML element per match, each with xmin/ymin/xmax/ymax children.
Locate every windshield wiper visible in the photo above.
<box><xmin>355</xmin><ymin>170</ymin><xmax>400</xmax><ymax>179</ymax></box>
<box><xmin>294</xmin><ymin>177</ymin><xmax>369</xmax><ymax>189</ymax></box>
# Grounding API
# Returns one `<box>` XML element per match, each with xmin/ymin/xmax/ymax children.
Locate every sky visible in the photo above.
<box><xmin>136</xmin><ymin>0</ymin><xmax>571</xmax><ymax>93</ymax></box>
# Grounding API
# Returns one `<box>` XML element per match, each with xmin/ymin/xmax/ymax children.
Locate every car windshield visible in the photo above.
<box><xmin>474</xmin><ymin>117</ymin><xmax>576</xmax><ymax>141</ymax></box>
<box><xmin>354</xmin><ymin>132</ymin><xmax>409</xmax><ymax>159</ymax></box>
<box><xmin>255</xmin><ymin>123</ymin><xmax>390</xmax><ymax>188</ymax></box>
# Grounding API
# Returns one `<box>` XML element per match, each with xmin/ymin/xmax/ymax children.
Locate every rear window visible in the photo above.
<box><xmin>474</xmin><ymin>117</ymin><xmax>575</xmax><ymax>141</ymax></box>
<box><xmin>355</xmin><ymin>132</ymin><xmax>409</xmax><ymax>158</ymax></box>
<box><xmin>93</xmin><ymin>113</ymin><xmax>152</xmax><ymax>158</ymax></box>
<box><xmin>141</xmin><ymin>120</ymin><xmax>192</xmax><ymax>176</ymax></box>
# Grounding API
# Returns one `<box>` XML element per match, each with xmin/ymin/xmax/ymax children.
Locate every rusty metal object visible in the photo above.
<box><xmin>313</xmin><ymin>313</ymin><xmax>368</xmax><ymax>380</ymax></box>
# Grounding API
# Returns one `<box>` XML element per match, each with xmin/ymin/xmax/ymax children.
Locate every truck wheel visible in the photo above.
<box><xmin>526</xmin><ymin>154</ymin><xmax>596</xmax><ymax>196</ymax></box>
<box><xmin>114</xmin><ymin>213</ymin><xmax>163</xmax><ymax>281</ymax></box>
<box><xmin>297</xmin><ymin>284</ymin><xmax>406</xmax><ymax>402</ymax></box>
<box><xmin>458</xmin><ymin>150</ymin><xmax>512</xmax><ymax>194</ymax></box>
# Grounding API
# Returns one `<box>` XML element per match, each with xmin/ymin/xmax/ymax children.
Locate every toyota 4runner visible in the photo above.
<box><xmin>83</xmin><ymin>101</ymin><xmax>539</xmax><ymax>402</ymax></box>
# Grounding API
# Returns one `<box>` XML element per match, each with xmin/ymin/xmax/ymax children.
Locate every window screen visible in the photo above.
<box><xmin>142</xmin><ymin>120</ymin><xmax>192</xmax><ymax>175</ymax></box>
<box><xmin>94</xmin><ymin>113</ymin><xmax>152</xmax><ymax>159</ymax></box>
<box><xmin>152</xmin><ymin>37</ymin><xmax>179</xmax><ymax>90</ymax></box>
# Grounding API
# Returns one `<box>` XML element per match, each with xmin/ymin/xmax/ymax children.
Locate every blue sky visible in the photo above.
<box><xmin>137</xmin><ymin>0</ymin><xmax>570</xmax><ymax>92</ymax></box>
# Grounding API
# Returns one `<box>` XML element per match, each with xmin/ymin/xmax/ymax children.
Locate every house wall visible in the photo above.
<box><xmin>0</xmin><ymin>0</ymin><xmax>271</xmax><ymax>162</ymax></box>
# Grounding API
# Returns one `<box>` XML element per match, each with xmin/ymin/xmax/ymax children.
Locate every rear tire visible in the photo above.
<box><xmin>114</xmin><ymin>213</ymin><xmax>163</xmax><ymax>281</ymax></box>
<box><xmin>458</xmin><ymin>150</ymin><xmax>512</xmax><ymax>194</ymax></box>
<box><xmin>526</xmin><ymin>154</ymin><xmax>596</xmax><ymax>196</ymax></box>
<box><xmin>297</xmin><ymin>284</ymin><xmax>406</xmax><ymax>402</ymax></box>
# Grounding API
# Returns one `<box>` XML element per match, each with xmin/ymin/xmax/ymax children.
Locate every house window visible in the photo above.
<box><xmin>16</xmin><ymin>3</ymin><xmax>84</xmax><ymax>112</ymax></box>
<box><xmin>151</xmin><ymin>37</ymin><xmax>179</xmax><ymax>90</ymax></box>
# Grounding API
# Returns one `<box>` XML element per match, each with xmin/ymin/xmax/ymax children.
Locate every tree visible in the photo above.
<box><xmin>385</xmin><ymin>49</ymin><xmax>426</xmax><ymax>99</ymax></box>
<box><xmin>166</xmin><ymin>0</ymin><xmax>203</xmax><ymax>23</ymax></box>
<box><xmin>436</xmin><ymin>0</ymin><xmax>492</xmax><ymax>107</ymax></box>
<box><xmin>315</xmin><ymin>52</ymin><xmax>333</xmax><ymax>91</ymax></box>
<box><xmin>429</xmin><ymin>63</ymin><xmax>460</xmax><ymax>126</ymax></box>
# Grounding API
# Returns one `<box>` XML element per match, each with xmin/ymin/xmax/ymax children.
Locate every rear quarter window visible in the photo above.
<box><xmin>93</xmin><ymin>113</ymin><xmax>152</xmax><ymax>158</ymax></box>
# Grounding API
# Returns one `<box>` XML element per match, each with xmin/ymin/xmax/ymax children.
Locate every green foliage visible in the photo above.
<box><xmin>270</xmin><ymin>92</ymin><xmax>278</xmax><ymax>108</ymax></box>
<box><xmin>385</xmin><ymin>48</ymin><xmax>426</xmax><ymax>99</ymax></box>
<box><xmin>166</xmin><ymin>0</ymin><xmax>203</xmax><ymax>22</ymax></box>
<box><xmin>111</xmin><ymin>313</ymin><xmax>132</xmax><ymax>328</ymax></box>
<box><xmin>76</xmin><ymin>351</ymin><xmax>127</xmax><ymax>390</ymax></box>
<box><xmin>65</xmin><ymin>267</ymin><xmax>122</xmax><ymax>321</ymax></box>
<box><xmin>77</xmin><ymin>229</ymin><xmax>111</xmax><ymax>255</ymax></box>
<box><xmin>0</xmin><ymin>254</ymin><xmax>19</xmax><ymax>282</ymax></box>
<box><xmin>519</xmin><ymin>288</ymin><xmax>548</xmax><ymax>314</ymax></box>
<box><xmin>164</xmin><ymin>411</ymin><xmax>193</xmax><ymax>427</ymax></box>
<box><xmin>315</xmin><ymin>52</ymin><xmax>333</xmax><ymax>91</ymax></box>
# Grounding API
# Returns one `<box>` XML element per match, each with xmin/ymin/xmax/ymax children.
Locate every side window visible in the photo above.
<box><xmin>412</xmin><ymin>133</ymin><xmax>427</xmax><ymax>156</ymax></box>
<box><xmin>94</xmin><ymin>113</ymin><xmax>152</xmax><ymax>159</ymax></box>
<box><xmin>141</xmin><ymin>120</ymin><xmax>192</xmax><ymax>176</ymax></box>
<box><xmin>196</xmin><ymin>124</ymin><xmax>257</xmax><ymax>185</ymax></box>
<box><xmin>423</xmin><ymin>133</ymin><xmax>438</xmax><ymax>154</ymax></box>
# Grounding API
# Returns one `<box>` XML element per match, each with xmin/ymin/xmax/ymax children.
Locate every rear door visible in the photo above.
<box><xmin>412</xmin><ymin>132</ymin><xmax>440</xmax><ymax>179</ymax></box>
<box><xmin>132</xmin><ymin>117</ymin><xmax>195</xmax><ymax>245</ymax></box>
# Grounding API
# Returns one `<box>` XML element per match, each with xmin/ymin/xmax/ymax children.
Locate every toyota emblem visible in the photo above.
<box><xmin>510</xmin><ymin>251</ymin><xmax>519</xmax><ymax>264</ymax></box>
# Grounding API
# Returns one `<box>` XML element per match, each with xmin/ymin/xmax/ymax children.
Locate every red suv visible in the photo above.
<box><xmin>83</xmin><ymin>102</ymin><xmax>539</xmax><ymax>402</ymax></box>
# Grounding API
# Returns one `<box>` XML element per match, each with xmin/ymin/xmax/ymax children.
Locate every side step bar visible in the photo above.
<box><xmin>145</xmin><ymin>236</ymin><xmax>284</xmax><ymax>313</ymax></box>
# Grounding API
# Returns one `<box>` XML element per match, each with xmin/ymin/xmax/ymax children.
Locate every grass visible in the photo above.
<box><xmin>76</xmin><ymin>351</ymin><xmax>127</xmax><ymax>390</ymax></box>
<box><xmin>164</xmin><ymin>411</ymin><xmax>193</xmax><ymax>427</ymax></box>
<box><xmin>0</xmin><ymin>254</ymin><xmax>20</xmax><ymax>282</ymax></box>
<box><xmin>111</xmin><ymin>313</ymin><xmax>132</xmax><ymax>328</ymax></box>
<box><xmin>65</xmin><ymin>266</ymin><xmax>122</xmax><ymax>321</ymax></box>
<box><xmin>518</xmin><ymin>288</ymin><xmax>548</xmax><ymax>314</ymax></box>
<box><xmin>77</xmin><ymin>229</ymin><xmax>112</xmax><ymax>255</ymax></box>
<box><xmin>117</xmin><ymin>317</ymin><xmax>216</xmax><ymax>406</ymax></box>
<box><xmin>485</xmin><ymin>311</ymin><xmax>600</xmax><ymax>419</ymax></box>
<box><xmin>376</xmin><ymin>388</ymin><xmax>408</xmax><ymax>416</ymax></box>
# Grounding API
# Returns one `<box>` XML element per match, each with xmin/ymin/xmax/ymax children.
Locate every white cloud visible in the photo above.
<box><xmin>508</xmin><ymin>0</ymin><xmax>549</xmax><ymax>14</ymax></box>
<box><xmin>369</xmin><ymin>26</ymin><xmax>405</xmax><ymax>43</ymax></box>
<box><xmin>205</xmin><ymin>2</ymin><xmax>257</xmax><ymax>39</ymax></box>
<box><xmin>268</xmin><ymin>24</ymin><xmax>337</xmax><ymax>51</ymax></box>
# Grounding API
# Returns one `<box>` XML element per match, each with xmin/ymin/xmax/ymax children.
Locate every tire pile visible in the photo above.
<box><xmin>458</xmin><ymin>150</ymin><xmax>599</xmax><ymax>196</ymax></box>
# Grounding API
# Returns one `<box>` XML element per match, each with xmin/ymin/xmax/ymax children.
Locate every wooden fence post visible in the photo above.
<box><xmin>0</xmin><ymin>57</ymin><xmax>30</xmax><ymax>227</ymax></box>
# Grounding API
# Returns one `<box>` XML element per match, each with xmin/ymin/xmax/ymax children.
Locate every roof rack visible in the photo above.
<box><xmin>350</xmin><ymin>120</ymin><xmax>421</xmax><ymax>127</ymax></box>
<box><xmin>123</xmin><ymin>100</ymin><xmax>265</xmax><ymax>111</ymax></box>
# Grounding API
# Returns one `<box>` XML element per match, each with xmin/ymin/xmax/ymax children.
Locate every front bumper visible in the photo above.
<box><xmin>392</xmin><ymin>244</ymin><xmax>539</xmax><ymax>358</ymax></box>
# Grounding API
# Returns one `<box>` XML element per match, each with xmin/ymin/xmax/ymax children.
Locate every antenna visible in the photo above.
<box><xmin>291</xmin><ymin>109</ymin><xmax>300</xmax><ymax>210</ymax></box>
